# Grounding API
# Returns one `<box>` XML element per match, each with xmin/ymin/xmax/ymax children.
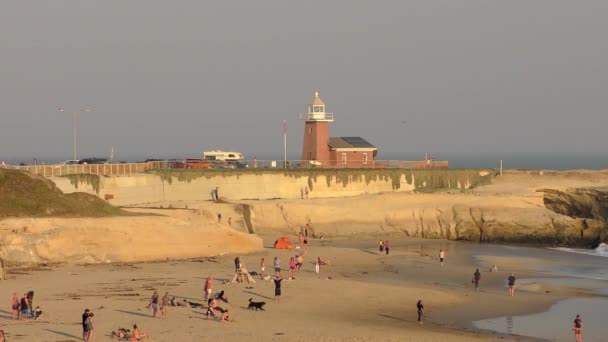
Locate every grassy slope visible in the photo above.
<box><xmin>0</xmin><ymin>169</ymin><xmax>125</xmax><ymax>218</ymax></box>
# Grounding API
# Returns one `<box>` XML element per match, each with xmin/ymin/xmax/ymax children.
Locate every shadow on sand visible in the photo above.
<box><xmin>115</xmin><ymin>309</ymin><xmax>152</xmax><ymax>318</ymax></box>
<box><xmin>44</xmin><ymin>329</ymin><xmax>82</xmax><ymax>340</ymax></box>
<box><xmin>242</xmin><ymin>290</ymin><xmax>273</xmax><ymax>300</ymax></box>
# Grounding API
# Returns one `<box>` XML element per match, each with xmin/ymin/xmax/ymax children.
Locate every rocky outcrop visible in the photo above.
<box><xmin>247</xmin><ymin>190</ymin><xmax>606</xmax><ymax>248</ymax></box>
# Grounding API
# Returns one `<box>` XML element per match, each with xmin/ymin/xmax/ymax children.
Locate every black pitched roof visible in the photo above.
<box><xmin>328</xmin><ymin>137</ymin><xmax>376</xmax><ymax>149</ymax></box>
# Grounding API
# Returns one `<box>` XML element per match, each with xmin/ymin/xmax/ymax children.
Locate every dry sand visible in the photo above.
<box><xmin>0</xmin><ymin>233</ymin><xmax>575</xmax><ymax>342</ymax></box>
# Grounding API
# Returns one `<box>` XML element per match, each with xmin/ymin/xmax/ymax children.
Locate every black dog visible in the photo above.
<box><xmin>247</xmin><ymin>298</ymin><xmax>266</xmax><ymax>311</ymax></box>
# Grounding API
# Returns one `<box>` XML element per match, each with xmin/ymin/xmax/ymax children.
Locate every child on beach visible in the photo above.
<box><xmin>473</xmin><ymin>269</ymin><xmax>481</xmax><ymax>290</ymax></box>
<box><xmin>315</xmin><ymin>257</ymin><xmax>321</xmax><ymax>276</ymax></box>
<box><xmin>439</xmin><ymin>249</ymin><xmax>445</xmax><ymax>266</ymax></box>
<box><xmin>384</xmin><ymin>240</ymin><xmax>390</xmax><ymax>255</ymax></box>
<box><xmin>379</xmin><ymin>240</ymin><xmax>384</xmax><ymax>254</ymax></box>
<box><xmin>260</xmin><ymin>258</ymin><xmax>266</xmax><ymax>278</ymax></box>
<box><xmin>274</xmin><ymin>257</ymin><xmax>281</xmax><ymax>276</ymax></box>
<box><xmin>417</xmin><ymin>300</ymin><xmax>424</xmax><ymax>325</ymax></box>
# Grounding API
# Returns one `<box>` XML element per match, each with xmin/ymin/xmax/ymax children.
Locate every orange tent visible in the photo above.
<box><xmin>274</xmin><ymin>237</ymin><xmax>296</xmax><ymax>250</ymax></box>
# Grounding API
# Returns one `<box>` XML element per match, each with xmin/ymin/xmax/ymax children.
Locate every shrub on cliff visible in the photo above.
<box><xmin>0</xmin><ymin>169</ymin><xmax>125</xmax><ymax>218</ymax></box>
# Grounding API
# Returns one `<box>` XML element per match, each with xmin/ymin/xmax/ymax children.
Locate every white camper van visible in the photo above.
<box><xmin>203</xmin><ymin>150</ymin><xmax>244</xmax><ymax>162</ymax></box>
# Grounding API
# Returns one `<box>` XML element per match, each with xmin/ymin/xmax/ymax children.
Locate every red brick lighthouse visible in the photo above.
<box><xmin>301</xmin><ymin>92</ymin><xmax>378</xmax><ymax>168</ymax></box>
<box><xmin>301</xmin><ymin>92</ymin><xmax>334</xmax><ymax>165</ymax></box>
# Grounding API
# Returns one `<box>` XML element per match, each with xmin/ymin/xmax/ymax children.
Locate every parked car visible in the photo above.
<box><xmin>78</xmin><ymin>158</ymin><xmax>109</xmax><ymax>165</ymax></box>
<box><xmin>58</xmin><ymin>160</ymin><xmax>79</xmax><ymax>165</ymax></box>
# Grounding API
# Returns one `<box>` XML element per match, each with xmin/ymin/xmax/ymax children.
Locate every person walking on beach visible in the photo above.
<box><xmin>473</xmin><ymin>269</ymin><xmax>481</xmax><ymax>290</ymax></box>
<box><xmin>315</xmin><ymin>257</ymin><xmax>321</xmax><ymax>277</ymax></box>
<box><xmin>217</xmin><ymin>211</ymin><xmax>222</xmax><ymax>223</ymax></box>
<box><xmin>11</xmin><ymin>292</ymin><xmax>19</xmax><ymax>320</ymax></box>
<box><xmin>204</xmin><ymin>275</ymin><xmax>213</xmax><ymax>300</ymax></box>
<box><xmin>82</xmin><ymin>308</ymin><xmax>90</xmax><ymax>340</ymax></box>
<box><xmin>288</xmin><ymin>257</ymin><xmax>296</xmax><ymax>279</ymax></box>
<box><xmin>507</xmin><ymin>273</ymin><xmax>516</xmax><ymax>296</ymax></box>
<box><xmin>416</xmin><ymin>300</ymin><xmax>424</xmax><ymax>325</ymax></box>
<box><xmin>384</xmin><ymin>240</ymin><xmax>390</xmax><ymax>255</ymax></box>
<box><xmin>439</xmin><ymin>249</ymin><xmax>445</xmax><ymax>266</ymax></box>
<box><xmin>260</xmin><ymin>258</ymin><xmax>266</xmax><ymax>278</ymax></box>
<box><xmin>214</xmin><ymin>187</ymin><xmax>219</xmax><ymax>201</ymax></box>
<box><xmin>296</xmin><ymin>254</ymin><xmax>303</xmax><ymax>273</ymax></box>
<box><xmin>19</xmin><ymin>294</ymin><xmax>28</xmax><ymax>320</ymax></box>
<box><xmin>273</xmin><ymin>274</ymin><xmax>283</xmax><ymax>302</ymax></box>
<box><xmin>84</xmin><ymin>312</ymin><xmax>94</xmax><ymax>341</ymax></box>
<box><xmin>273</xmin><ymin>257</ymin><xmax>281</xmax><ymax>276</ymax></box>
<box><xmin>148</xmin><ymin>291</ymin><xmax>160</xmax><ymax>318</ymax></box>
<box><xmin>378</xmin><ymin>240</ymin><xmax>384</xmax><ymax>254</ymax></box>
<box><xmin>161</xmin><ymin>291</ymin><xmax>171</xmax><ymax>318</ymax></box>
<box><xmin>573</xmin><ymin>314</ymin><xmax>583</xmax><ymax>342</ymax></box>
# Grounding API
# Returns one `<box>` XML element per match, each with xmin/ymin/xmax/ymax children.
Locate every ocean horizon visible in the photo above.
<box><xmin>3</xmin><ymin>153</ymin><xmax>606</xmax><ymax>171</ymax></box>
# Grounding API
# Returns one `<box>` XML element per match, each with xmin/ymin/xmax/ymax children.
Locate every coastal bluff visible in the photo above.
<box><xmin>245</xmin><ymin>170</ymin><xmax>608</xmax><ymax>248</ymax></box>
<box><xmin>50</xmin><ymin>169</ymin><xmax>493</xmax><ymax>206</ymax></box>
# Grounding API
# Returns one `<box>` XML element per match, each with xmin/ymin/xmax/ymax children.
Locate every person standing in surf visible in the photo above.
<box><xmin>573</xmin><ymin>314</ymin><xmax>582</xmax><ymax>342</ymax></box>
<box><xmin>473</xmin><ymin>269</ymin><xmax>481</xmax><ymax>290</ymax></box>
<box><xmin>507</xmin><ymin>273</ymin><xmax>516</xmax><ymax>296</ymax></box>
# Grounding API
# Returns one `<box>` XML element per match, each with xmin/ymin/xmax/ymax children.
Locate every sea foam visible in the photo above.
<box><xmin>550</xmin><ymin>243</ymin><xmax>608</xmax><ymax>258</ymax></box>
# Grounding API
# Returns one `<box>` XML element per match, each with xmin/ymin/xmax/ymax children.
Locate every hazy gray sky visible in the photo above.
<box><xmin>1</xmin><ymin>1</ymin><xmax>607</xmax><ymax>162</ymax></box>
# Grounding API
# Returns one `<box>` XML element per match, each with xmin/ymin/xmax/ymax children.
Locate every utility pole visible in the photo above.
<box><xmin>58</xmin><ymin>107</ymin><xmax>93</xmax><ymax>160</ymax></box>
<box><xmin>283</xmin><ymin>120</ymin><xmax>287</xmax><ymax>168</ymax></box>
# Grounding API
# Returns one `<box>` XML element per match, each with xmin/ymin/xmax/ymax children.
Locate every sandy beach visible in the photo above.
<box><xmin>1</xmin><ymin>232</ymin><xmax>594</xmax><ymax>342</ymax></box>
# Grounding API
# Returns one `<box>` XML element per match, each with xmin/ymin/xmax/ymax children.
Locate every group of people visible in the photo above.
<box><xmin>378</xmin><ymin>240</ymin><xmax>391</xmax><ymax>255</ymax></box>
<box><xmin>11</xmin><ymin>291</ymin><xmax>41</xmax><ymax>321</ymax></box>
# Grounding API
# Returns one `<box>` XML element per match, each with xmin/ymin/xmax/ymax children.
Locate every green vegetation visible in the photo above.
<box><xmin>62</xmin><ymin>174</ymin><xmax>101</xmax><ymax>194</ymax></box>
<box><xmin>149</xmin><ymin>168</ymin><xmax>495</xmax><ymax>192</ymax></box>
<box><xmin>0</xmin><ymin>169</ymin><xmax>126</xmax><ymax>218</ymax></box>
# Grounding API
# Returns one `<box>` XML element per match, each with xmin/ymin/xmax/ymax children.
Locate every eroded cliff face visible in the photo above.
<box><xmin>247</xmin><ymin>189</ymin><xmax>607</xmax><ymax>248</ymax></box>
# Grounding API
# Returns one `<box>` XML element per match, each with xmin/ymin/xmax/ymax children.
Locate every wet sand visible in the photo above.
<box><xmin>0</xmin><ymin>234</ymin><xmax>600</xmax><ymax>341</ymax></box>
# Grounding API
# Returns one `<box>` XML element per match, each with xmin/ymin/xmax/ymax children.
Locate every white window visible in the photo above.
<box><xmin>341</xmin><ymin>153</ymin><xmax>347</xmax><ymax>165</ymax></box>
<box><xmin>363</xmin><ymin>153</ymin><xmax>368</xmax><ymax>164</ymax></box>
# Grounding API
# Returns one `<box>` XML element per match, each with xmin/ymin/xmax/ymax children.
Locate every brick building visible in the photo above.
<box><xmin>301</xmin><ymin>92</ymin><xmax>377</xmax><ymax>168</ymax></box>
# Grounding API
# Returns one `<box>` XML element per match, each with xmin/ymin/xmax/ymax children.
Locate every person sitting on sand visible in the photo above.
<box><xmin>34</xmin><ymin>306</ymin><xmax>43</xmax><ymax>320</ymax></box>
<box><xmin>112</xmin><ymin>327</ymin><xmax>130</xmax><ymax>339</ymax></box>
<box><xmin>176</xmin><ymin>299</ymin><xmax>191</xmax><ymax>308</ymax></box>
<box><xmin>128</xmin><ymin>324</ymin><xmax>148</xmax><ymax>341</ymax></box>
<box><xmin>207</xmin><ymin>307</ymin><xmax>231</xmax><ymax>323</ymax></box>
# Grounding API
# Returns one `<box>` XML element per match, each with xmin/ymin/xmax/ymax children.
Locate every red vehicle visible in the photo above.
<box><xmin>185</xmin><ymin>159</ymin><xmax>210</xmax><ymax>169</ymax></box>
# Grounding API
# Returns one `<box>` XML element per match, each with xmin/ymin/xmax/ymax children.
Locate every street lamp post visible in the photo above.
<box><xmin>58</xmin><ymin>107</ymin><xmax>93</xmax><ymax>160</ymax></box>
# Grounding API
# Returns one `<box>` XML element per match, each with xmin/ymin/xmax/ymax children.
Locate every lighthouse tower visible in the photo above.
<box><xmin>301</xmin><ymin>92</ymin><xmax>334</xmax><ymax>165</ymax></box>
